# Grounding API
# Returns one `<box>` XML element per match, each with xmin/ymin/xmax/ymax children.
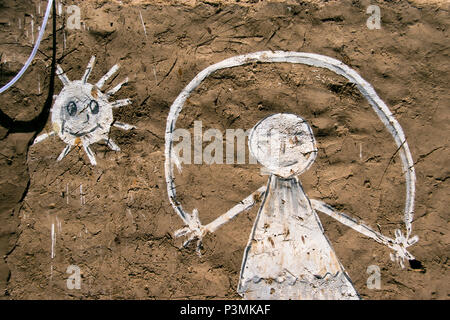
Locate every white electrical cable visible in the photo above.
<box><xmin>0</xmin><ymin>0</ymin><xmax>53</xmax><ymax>94</ymax></box>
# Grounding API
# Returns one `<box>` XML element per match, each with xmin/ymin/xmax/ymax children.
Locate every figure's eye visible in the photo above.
<box><xmin>89</xmin><ymin>100</ymin><xmax>99</xmax><ymax>114</ymax></box>
<box><xmin>66</xmin><ymin>101</ymin><xmax>77</xmax><ymax>116</ymax></box>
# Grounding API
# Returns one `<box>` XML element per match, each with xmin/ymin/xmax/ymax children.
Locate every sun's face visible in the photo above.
<box><xmin>35</xmin><ymin>56</ymin><xmax>135</xmax><ymax>165</ymax></box>
<box><xmin>52</xmin><ymin>81</ymin><xmax>113</xmax><ymax>146</ymax></box>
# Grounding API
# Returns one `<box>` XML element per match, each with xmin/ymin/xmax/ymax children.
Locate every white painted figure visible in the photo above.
<box><xmin>165</xmin><ymin>51</ymin><xmax>419</xmax><ymax>299</ymax></box>
<box><xmin>236</xmin><ymin>113</ymin><xmax>360</xmax><ymax>299</ymax></box>
<box><xmin>33</xmin><ymin>56</ymin><xmax>135</xmax><ymax>165</ymax></box>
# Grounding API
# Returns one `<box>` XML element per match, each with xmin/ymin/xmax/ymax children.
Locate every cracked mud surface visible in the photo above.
<box><xmin>0</xmin><ymin>0</ymin><xmax>448</xmax><ymax>299</ymax></box>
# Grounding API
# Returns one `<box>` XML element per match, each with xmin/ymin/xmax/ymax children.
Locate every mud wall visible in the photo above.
<box><xmin>0</xmin><ymin>0</ymin><xmax>448</xmax><ymax>299</ymax></box>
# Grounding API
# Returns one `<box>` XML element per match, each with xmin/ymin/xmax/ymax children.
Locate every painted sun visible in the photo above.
<box><xmin>34</xmin><ymin>56</ymin><xmax>135</xmax><ymax>165</ymax></box>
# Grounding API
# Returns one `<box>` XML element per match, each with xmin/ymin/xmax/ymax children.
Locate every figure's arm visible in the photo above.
<box><xmin>310</xmin><ymin>199</ymin><xmax>419</xmax><ymax>268</ymax></box>
<box><xmin>174</xmin><ymin>186</ymin><xmax>266</xmax><ymax>255</ymax></box>
<box><xmin>205</xmin><ymin>186</ymin><xmax>266</xmax><ymax>233</ymax></box>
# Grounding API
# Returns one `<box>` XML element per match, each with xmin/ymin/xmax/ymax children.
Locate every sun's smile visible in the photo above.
<box><xmin>66</xmin><ymin>123</ymin><xmax>102</xmax><ymax>137</ymax></box>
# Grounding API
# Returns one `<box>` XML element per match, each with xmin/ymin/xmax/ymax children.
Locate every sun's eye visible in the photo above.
<box><xmin>89</xmin><ymin>100</ymin><xmax>99</xmax><ymax>114</ymax></box>
<box><xmin>66</xmin><ymin>101</ymin><xmax>77</xmax><ymax>116</ymax></box>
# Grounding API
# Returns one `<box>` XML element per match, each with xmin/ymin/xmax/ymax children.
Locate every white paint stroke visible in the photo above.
<box><xmin>206</xmin><ymin>186</ymin><xmax>266</xmax><ymax>233</ymax></box>
<box><xmin>31</xmin><ymin>17</ymin><xmax>35</xmax><ymax>45</ymax></box>
<box><xmin>359</xmin><ymin>142</ymin><xmax>362</xmax><ymax>160</ymax></box>
<box><xmin>82</xmin><ymin>56</ymin><xmax>96</xmax><ymax>83</ymax></box>
<box><xmin>56</xmin><ymin>64</ymin><xmax>70</xmax><ymax>86</ymax></box>
<box><xmin>139</xmin><ymin>10</ymin><xmax>147</xmax><ymax>38</ymax></box>
<box><xmin>56</xmin><ymin>216</ymin><xmax>62</xmax><ymax>233</ymax></box>
<box><xmin>126</xmin><ymin>208</ymin><xmax>135</xmax><ymax>225</ymax></box>
<box><xmin>80</xmin><ymin>184</ymin><xmax>86</xmax><ymax>205</ymax></box>
<box><xmin>57</xmin><ymin>1</ymin><xmax>62</xmax><ymax>16</ymax></box>
<box><xmin>174</xmin><ymin>185</ymin><xmax>267</xmax><ymax>246</ymax></box>
<box><xmin>57</xmin><ymin>144</ymin><xmax>71</xmax><ymax>161</ymax></box>
<box><xmin>51</xmin><ymin>223</ymin><xmax>56</xmax><ymax>259</ymax></box>
<box><xmin>113</xmin><ymin>122</ymin><xmax>135</xmax><ymax>130</ymax></box>
<box><xmin>111</xmin><ymin>98</ymin><xmax>131</xmax><ymax>108</ymax></box>
<box><xmin>63</xmin><ymin>30</ymin><xmax>67</xmax><ymax>51</ymax></box>
<box><xmin>96</xmin><ymin>64</ymin><xmax>120</xmax><ymax>89</ymax></box>
<box><xmin>34</xmin><ymin>131</ymin><xmax>55</xmax><ymax>144</ymax></box>
<box><xmin>153</xmin><ymin>66</ymin><xmax>157</xmax><ymax>82</ymax></box>
<box><xmin>164</xmin><ymin>51</ymin><xmax>416</xmax><ymax>240</ymax></box>
<box><xmin>310</xmin><ymin>199</ymin><xmax>417</xmax><ymax>262</ymax></box>
<box><xmin>106</xmin><ymin>139</ymin><xmax>121</xmax><ymax>151</ymax></box>
<box><xmin>106</xmin><ymin>77</ymin><xmax>129</xmax><ymax>97</ymax></box>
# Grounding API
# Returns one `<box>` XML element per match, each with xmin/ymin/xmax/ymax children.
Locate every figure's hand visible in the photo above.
<box><xmin>174</xmin><ymin>209</ymin><xmax>207</xmax><ymax>256</ymax></box>
<box><xmin>389</xmin><ymin>229</ymin><xmax>419</xmax><ymax>268</ymax></box>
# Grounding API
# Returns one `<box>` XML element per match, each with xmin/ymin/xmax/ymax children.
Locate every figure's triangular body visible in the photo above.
<box><xmin>238</xmin><ymin>175</ymin><xmax>359</xmax><ymax>300</ymax></box>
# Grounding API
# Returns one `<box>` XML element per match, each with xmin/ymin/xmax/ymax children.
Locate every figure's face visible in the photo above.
<box><xmin>51</xmin><ymin>81</ymin><xmax>113</xmax><ymax>145</ymax></box>
<box><xmin>249</xmin><ymin>113</ymin><xmax>318</xmax><ymax>178</ymax></box>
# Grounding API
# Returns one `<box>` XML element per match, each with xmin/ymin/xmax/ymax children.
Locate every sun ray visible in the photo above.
<box><xmin>106</xmin><ymin>77</ymin><xmax>129</xmax><ymax>97</ymax></box>
<box><xmin>113</xmin><ymin>122</ymin><xmax>136</xmax><ymax>131</ymax></box>
<box><xmin>82</xmin><ymin>56</ymin><xmax>96</xmax><ymax>84</ymax></box>
<box><xmin>56</xmin><ymin>65</ymin><xmax>70</xmax><ymax>86</ymax></box>
<box><xmin>106</xmin><ymin>139</ymin><xmax>121</xmax><ymax>151</ymax></box>
<box><xmin>33</xmin><ymin>131</ymin><xmax>55</xmax><ymax>145</ymax></box>
<box><xmin>111</xmin><ymin>99</ymin><xmax>132</xmax><ymax>108</ymax></box>
<box><xmin>82</xmin><ymin>143</ymin><xmax>97</xmax><ymax>165</ymax></box>
<box><xmin>96</xmin><ymin>64</ymin><xmax>120</xmax><ymax>89</ymax></box>
<box><xmin>57</xmin><ymin>144</ymin><xmax>72</xmax><ymax>162</ymax></box>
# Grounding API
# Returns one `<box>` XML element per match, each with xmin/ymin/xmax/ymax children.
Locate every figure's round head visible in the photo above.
<box><xmin>249</xmin><ymin>113</ymin><xmax>317</xmax><ymax>178</ymax></box>
<box><xmin>51</xmin><ymin>81</ymin><xmax>113</xmax><ymax>145</ymax></box>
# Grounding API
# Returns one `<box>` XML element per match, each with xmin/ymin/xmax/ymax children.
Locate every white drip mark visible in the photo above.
<box><xmin>359</xmin><ymin>143</ymin><xmax>363</xmax><ymax>160</ymax></box>
<box><xmin>153</xmin><ymin>66</ymin><xmax>157</xmax><ymax>82</ymax></box>
<box><xmin>80</xmin><ymin>184</ymin><xmax>85</xmax><ymax>205</ymax></box>
<box><xmin>31</xmin><ymin>17</ymin><xmax>35</xmax><ymax>45</ymax></box>
<box><xmin>126</xmin><ymin>208</ymin><xmax>134</xmax><ymax>225</ymax></box>
<box><xmin>57</xmin><ymin>1</ymin><xmax>63</xmax><ymax>16</ymax></box>
<box><xmin>56</xmin><ymin>216</ymin><xmax>62</xmax><ymax>233</ymax></box>
<box><xmin>139</xmin><ymin>10</ymin><xmax>147</xmax><ymax>38</ymax></box>
<box><xmin>51</xmin><ymin>223</ymin><xmax>56</xmax><ymax>259</ymax></box>
<box><xmin>63</xmin><ymin>31</ymin><xmax>66</xmax><ymax>51</ymax></box>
